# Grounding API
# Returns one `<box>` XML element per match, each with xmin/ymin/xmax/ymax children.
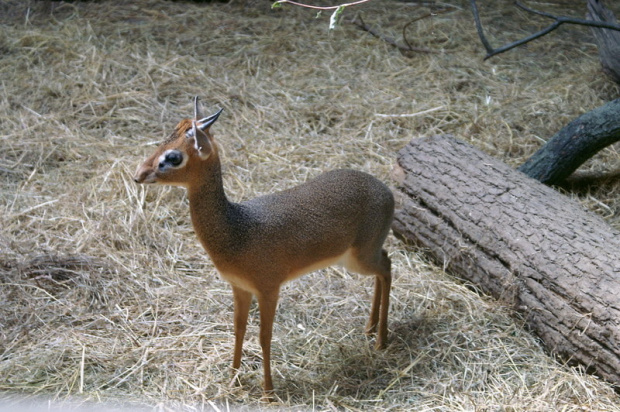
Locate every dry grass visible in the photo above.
<box><xmin>1</xmin><ymin>0</ymin><xmax>619</xmax><ymax>410</ymax></box>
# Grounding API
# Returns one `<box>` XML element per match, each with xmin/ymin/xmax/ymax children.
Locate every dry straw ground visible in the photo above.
<box><xmin>1</xmin><ymin>0</ymin><xmax>619</xmax><ymax>410</ymax></box>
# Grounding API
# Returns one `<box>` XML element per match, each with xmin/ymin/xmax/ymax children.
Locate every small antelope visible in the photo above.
<box><xmin>133</xmin><ymin>98</ymin><xmax>394</xmax><ymax>397</ymax></box>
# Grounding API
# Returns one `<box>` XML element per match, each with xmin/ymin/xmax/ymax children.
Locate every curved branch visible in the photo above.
<box><xmin>401</xmin><ymin>6</ymin><xmax>456</xmax><ymax>51</ymax></box>
<box><xmin>352</xmin><ymin>14</ymin><xmax>436</xmax><ymax>55</ymax></box>
<box><xmin>518</xmin><ymin>98</ymin><xmax>620</xmax><ymax>185</ymax></box>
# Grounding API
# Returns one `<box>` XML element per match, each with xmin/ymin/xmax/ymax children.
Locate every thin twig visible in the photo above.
<box><xmin>402</xmin><ymin>6</ymin><xmax>456</xmax><ymax>51</ymax></box>
<box><xmin>376</xmin><ymin>106</ymin><xmax>444</xmax><ymax>118</ymax></box>
<box><xmin>274</xmin><ymin>0</ymin><xmax>372</xmax><ymax>11</ymax></box>
<box><xmin>352</xmin><ymin>14</ymin><xmax>437</xmax><ymax>55</ymax></box>
<box><xmin>470</xmin><ymin>0</ymin><xmax>620</xmax><ymax>60</ymax></box>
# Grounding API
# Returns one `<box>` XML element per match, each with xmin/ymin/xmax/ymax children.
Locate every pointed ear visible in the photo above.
<box><xmin>191</xmin><ymin>120</ymin><xmax>213</xmax><ymax>159</ymax></box>
<box><xmin>197</xmin><ymin>108</ymin><xmax>224</xmax><ymax>131</ymax></box>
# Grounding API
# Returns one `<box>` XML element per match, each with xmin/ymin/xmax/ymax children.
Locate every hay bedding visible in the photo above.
<box><xmin>0</xmin><ymin>0</ymin><xmax>619</xmax><ymax>410</ymax></box>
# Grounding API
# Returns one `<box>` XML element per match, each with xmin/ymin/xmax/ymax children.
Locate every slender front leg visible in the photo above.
<box><xmin>232</xmin><ymin>286</ymin><xmax>252</xmax><ymax>373</ymax></box>
<box><xmin>257</xmin><ymin>289</ymin><xmax>280</xmax><ymax>398</ymax></box>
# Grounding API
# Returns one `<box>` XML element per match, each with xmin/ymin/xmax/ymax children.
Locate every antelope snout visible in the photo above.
<box><xmin>133</xmin><ymin>165</ymin><xmax>156</xmax><ymax>184</ymax></box>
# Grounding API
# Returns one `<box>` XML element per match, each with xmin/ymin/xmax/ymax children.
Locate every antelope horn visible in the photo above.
<box><xmin>193</xmin><ymin>96</ymin><xmax>203</xmax><ymax>120</ymax></box>
<box><xmin>197</xmin><ymin>108</ymin><xmax>224</xmax><ymax>130</ymax></box>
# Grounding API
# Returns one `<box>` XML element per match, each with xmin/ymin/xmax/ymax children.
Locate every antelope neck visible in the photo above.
<box><xmin>187</xmin><ymin>161</ymin><xmax>234</xmax><ymax>246</ymax></box>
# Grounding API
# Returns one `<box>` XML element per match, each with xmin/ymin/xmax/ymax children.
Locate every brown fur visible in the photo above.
<box><xmin>134</xmin><ymin>114</ymin><xmax>394</xmax><ymax>398</ymax></box>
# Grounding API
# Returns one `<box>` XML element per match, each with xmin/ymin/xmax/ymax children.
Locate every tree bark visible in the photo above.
<box><xmin>588</xmin><ymin>0</ymin><xmax>620</xmax><ymax>84</ymax></box>
<box><xmin>517</xmin><ymin>98</ymin><xmax>620</xmax><ymax>185</ymax></box>
<box><xmin>392</xmin><ymin>134</ymin><xmax>620</xmax><ymax>388</ymax></box>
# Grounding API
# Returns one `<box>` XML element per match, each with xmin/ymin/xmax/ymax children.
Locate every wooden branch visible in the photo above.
<box><xmin>470</xmin><ymin>0</ymin><xmax>493</xmax><ymax>54</ymax></box>
<box><xmin>392</xmin><ymin>134</ymin><xmax>620</xmax><ymax>389</ymax></box>
<box><xmin>470</xmin><ymin>0</ymin><xmax>620</xmax><ymax>60</ymax></box>
<box><xmin>518</xmin><ymin>98</ymin><xmax>620</xmax><ymax>185</ymax></box>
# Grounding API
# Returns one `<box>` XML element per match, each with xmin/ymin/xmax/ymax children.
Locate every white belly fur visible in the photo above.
<box><xmin>289</xmin><ymin>248</ymin><xmax>360</xmax><ymax>280</ymax></box>
<box><xmin>219</xmin><ymin>248</ymin><xmax>360</xmax><ymax>296</ymax></box>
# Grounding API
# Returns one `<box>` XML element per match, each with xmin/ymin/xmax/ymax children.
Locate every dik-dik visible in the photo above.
<box><xmin>133</xmin><ymin>98</ymin><xmax>394</xmax><ymax>397</ymax></box>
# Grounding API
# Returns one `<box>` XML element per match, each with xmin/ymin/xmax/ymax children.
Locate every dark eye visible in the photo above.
<box><xmin>159</xmin><ymin>150</ymin><xmax>184</xmax><ymax>170</ymax></box>
<box><xmin>165</xmin><ymin>151</ymin><xmax>183</xmax><ymax>166</ymax></box>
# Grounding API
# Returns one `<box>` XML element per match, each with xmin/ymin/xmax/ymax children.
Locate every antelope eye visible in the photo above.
<box><xmin>158</xmin><ymin>150</ymin><xmax>184</xmax><ymax>170</ymax></box>
<box><xmin>165</xmin><ymin>151</ymin><xmax>183</xmax><ymax>166</ymax></box>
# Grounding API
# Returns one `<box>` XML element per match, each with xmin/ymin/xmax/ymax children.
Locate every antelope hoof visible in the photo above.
<box><xmin>261</xmin><ymin>390</ymin><xmax>276</xmax><ymax>403</ymax></box>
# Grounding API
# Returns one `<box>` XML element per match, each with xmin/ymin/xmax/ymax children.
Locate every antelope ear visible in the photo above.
<box><xmin>191</xmin><ymin>120</ymin><xmax>213</xmax><ymax>159</ymax></box>
<box><xmin>197</xmin><ymin>108</ymin><xmax>224</xmax><ymax>131</ymax></box>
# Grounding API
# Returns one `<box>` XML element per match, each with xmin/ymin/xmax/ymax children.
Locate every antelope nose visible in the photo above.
<box><xmin>133</xmin><ymin>166</ymin><xmax>149</xmax><ymax>184</ymax></box>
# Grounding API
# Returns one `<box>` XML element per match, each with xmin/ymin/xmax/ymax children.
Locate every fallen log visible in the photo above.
<box><xmin>391</xmin><ymin>134</ymin><xmax>620</xmax><ymax>388</ymax></box>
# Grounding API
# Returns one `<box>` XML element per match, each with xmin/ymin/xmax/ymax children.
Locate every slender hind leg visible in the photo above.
<box><xmin>366</xmin><ymin>277</ymin><xmax>382</xmax><ymax>335</ymax></box>
<box><xmin>355</xmin><ymin>248</ymin><xmax>392</xmax><ymax>349</ymax></box>
<box><xmin>375</xmin><ymin>251</ymin><xmax>392</xmax><ymax>349</ymax></box>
